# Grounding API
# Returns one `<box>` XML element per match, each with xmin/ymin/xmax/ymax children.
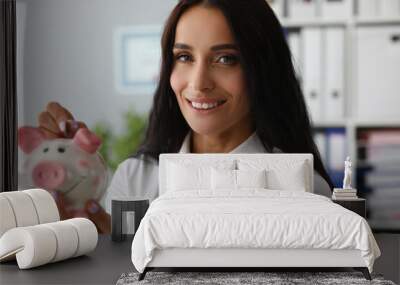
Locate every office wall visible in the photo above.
<box><xmin>17</xmin><ymin>0</ymin><xmax>177</xmax><ymax>134</ymax></box>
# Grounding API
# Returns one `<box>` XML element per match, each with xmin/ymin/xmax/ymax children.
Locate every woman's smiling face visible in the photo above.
<box><xmin>170</xmin><ymin>5</ymin><xmax>252</xmax><ymax>137</ymax></box>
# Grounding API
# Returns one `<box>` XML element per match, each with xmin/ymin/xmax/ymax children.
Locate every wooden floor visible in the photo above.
<box><xmin>373</xmin><ymin>233</ymin><xmax>400</xmax><ymax>284</ymax></box>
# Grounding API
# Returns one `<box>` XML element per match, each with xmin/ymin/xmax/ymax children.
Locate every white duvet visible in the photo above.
<box><xmin>131</xmin><ymin>190</ymin><xmax>380</xmax><ymax>273</ymax></box>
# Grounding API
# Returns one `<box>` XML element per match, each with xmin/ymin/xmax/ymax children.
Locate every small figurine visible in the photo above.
<box><xmin>343</xmin><ymin>156</ymin><xmax>352</xmax><ymax>189</ymax></box>
<box><xmin>332</xmin><ymin>156</ymin><xmax>358</xmax><ymax>199</ymax></box>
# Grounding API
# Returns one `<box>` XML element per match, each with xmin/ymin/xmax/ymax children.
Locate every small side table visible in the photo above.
<box><xmin>332</xmin><ymin>198</ymin><xmax>366</xmax><ymax>218</ymax></box>
<box><xmin>111</xmin><ymin>198</ymin><xmax>149</xmax><ymax>242</ymax></box>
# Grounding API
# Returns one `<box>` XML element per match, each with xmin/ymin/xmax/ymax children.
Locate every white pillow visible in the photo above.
<box><xmin>267</xmin><ymin>161</ymin><xmax>307</xmax><ymax>191</ymax></box>
<box><xmin>211</xmin><ymin>168</ymin><xmax>236</xmax><ymax>190</ymax></box>
<box><xmin>167</xmin><ymin>162</ymin><xmax>209</xmax><ymax>191</ymax></box>
<box><xmin>211</xmin><ymin>168</ymin><xmax>268</xmax><ymax>190</ymax></box>
<box><xmin>237</xmin><ymin>169</ymin><xmax>267</xmax><ymax>188</ymax></box>
<box><xmin>166</xmin><ymin>160</ymin><xmax>235</xmax><ymax>192</ymax></box>
<box><xmin>238</xmin><ymin>159</ymin><xmax>309</xmax><ymax>192</ymax></box>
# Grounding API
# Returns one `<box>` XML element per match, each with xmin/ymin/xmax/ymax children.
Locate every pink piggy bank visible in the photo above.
<box><xmin>18</xmin><ymin>126</ymin><xmax>108</xmax><ymax>210</ymax></box>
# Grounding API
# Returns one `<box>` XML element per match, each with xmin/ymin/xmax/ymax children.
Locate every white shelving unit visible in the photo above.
<box><xmin>273</xmin><ymin>2</ymin><xmax>400</xmax><ymax>188</ymax></box>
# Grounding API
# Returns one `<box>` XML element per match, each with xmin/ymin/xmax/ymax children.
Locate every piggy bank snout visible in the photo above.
<box><xmin>32</xmin><ymin>161</ymin><xmax>66</xmax><ymax>190</ymax></box>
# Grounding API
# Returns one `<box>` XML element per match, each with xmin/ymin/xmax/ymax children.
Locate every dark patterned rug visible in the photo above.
<box><xmin>116</xmin><ymin>271</ymin><xmax>396</xmax><ymax>285</ymax></box>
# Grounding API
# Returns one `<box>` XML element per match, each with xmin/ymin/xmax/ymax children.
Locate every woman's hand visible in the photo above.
<box><xmin>38</xmin><ymin>101</ymin><xmax>88</xmax><ymax>139</ymax></box>
<box><xmin>49</xmin><ymin>190</ymin><xmax>111</xmax><ymax>234</ymax></box>
<box><xmin>84</xmin><ymin>199</ymin><xmax>112</xmax><ymax>234</ymax></box>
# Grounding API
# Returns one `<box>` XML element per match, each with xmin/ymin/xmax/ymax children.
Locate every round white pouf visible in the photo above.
<box><xmin>0</xmin><ymin>218</ymin><xmax>98</xmax><ymax>269</ymax></box>
<box><xmin>66</xmin><ymin>218</ymin><xmax>98</xmax><ymax>257</ymax></box>
<box><xmin>24</xmin><ymin>189</ymin><xmax>60</xmax><ymax>224</ymax></box>
<box><xmin>0</xmin><ymin>191</ymin><xmax>39</xmax><ymax>227</ymax></box>
<box><xmin>0</xmin><ymin>196</ymin><xmax>17</xmax><ymax>237</ymax></box>
<box><xmin>42</xmin><ymin>221</ymin><xmax>79</xmax><ymax>262</ymax></box>
<box><xmin>0</xmin><ymin>189</ymin><xmax>60</xmax><ymax>238</ymax></box>
<box><xmin>0</xmin><ymin>225</ymin><xmax>57</xmax><ymax>269</ymax></box>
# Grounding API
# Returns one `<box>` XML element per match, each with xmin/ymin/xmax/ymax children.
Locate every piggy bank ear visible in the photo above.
<box><xmin>18</xmin><ymin>126</ymin><xmax>46</xmax><ymax>154</ymax></box>
<box><xmin>73</xmin><ymin>128</ymin><xmax>101</xmax><ymax>154</ymax></box>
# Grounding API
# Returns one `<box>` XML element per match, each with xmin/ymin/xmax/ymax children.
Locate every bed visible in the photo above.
<box><xmin>131</xmin><ymin>154</ymin><xmax>381</xmax><ymax>281</ymax></box>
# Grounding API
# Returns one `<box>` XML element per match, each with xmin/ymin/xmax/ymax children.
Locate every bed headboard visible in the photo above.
<box><xmin>159</xmin><ymin>153</ymin><xmax>314</xmax><ymax>195</ymax></box>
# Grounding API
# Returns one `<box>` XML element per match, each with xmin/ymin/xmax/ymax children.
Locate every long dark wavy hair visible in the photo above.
<box><xmin>135</xmin><ymin>0</ymin><xmax>333</xmax><ymax>190</ymax></box>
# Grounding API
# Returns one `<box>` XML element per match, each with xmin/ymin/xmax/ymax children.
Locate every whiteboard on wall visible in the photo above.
<box><xmin>114</xmin><ymin>25</ymin><xmax>162</xmax><ymax>95</ymax></box>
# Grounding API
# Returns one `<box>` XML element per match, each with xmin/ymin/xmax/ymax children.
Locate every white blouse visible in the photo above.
<box><xmin>102</xmin><ymin>132</ymin><xmax>332</xmax><ymax>214</ymax></box>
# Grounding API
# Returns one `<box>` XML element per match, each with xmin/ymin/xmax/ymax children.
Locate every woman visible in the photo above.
<box><xmin>38</xmin><ymin>0</ymin><xmax>333</xmax><ymax>233</ymax></box>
